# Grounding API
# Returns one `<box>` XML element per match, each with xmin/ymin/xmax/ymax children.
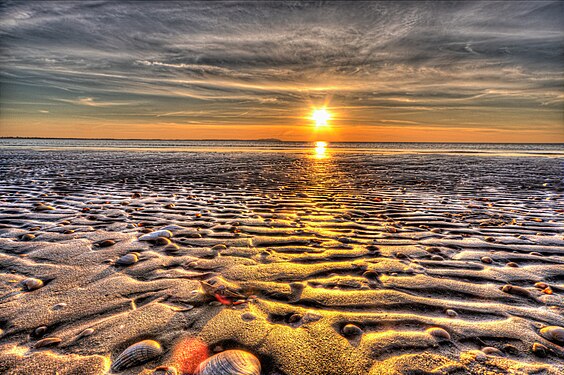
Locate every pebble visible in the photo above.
<box><xmin>445</xmin><ymin>309</ymin><xmax>458</xmax><ymax>318</ymax></box>
<box><xmin>288</xmin><ymin>313</ymin><xmax>302</xmax><ymax>324</ymax></box>
<box><xmin>77</xmin><ymin>328</ymin><xmax>95</xmax><ymax>339</ymax></box>
<box><xmin>506</xmin><ymin>262</ymin><xmax>518</xmax><ymax>268</ymax></box>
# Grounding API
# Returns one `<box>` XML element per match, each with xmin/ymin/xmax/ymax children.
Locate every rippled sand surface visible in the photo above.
<box><xmin>1</xmin><ymin>148</ymin><xmax>563</xmax><ymax>374</ymax></box>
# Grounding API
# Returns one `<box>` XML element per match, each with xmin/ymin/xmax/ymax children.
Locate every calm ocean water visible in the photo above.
<box><xmin>0</xmin><ymin>139</ymin><xmax>563</xmax><ymax>155</ymax></box>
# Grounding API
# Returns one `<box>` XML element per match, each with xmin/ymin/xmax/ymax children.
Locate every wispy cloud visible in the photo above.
<box><xmin>0</xmin><ymin>1</ymin><xmax>563</xmax><ymax>140</ymax></box>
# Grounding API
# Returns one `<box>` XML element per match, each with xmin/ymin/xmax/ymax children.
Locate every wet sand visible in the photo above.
<box><xmin>0</xmin><ymin>148</ymin><xmax>563</xmax><ymax>374</ymax></box>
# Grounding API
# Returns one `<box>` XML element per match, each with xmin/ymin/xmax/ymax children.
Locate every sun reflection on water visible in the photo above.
<box><xmin>314</xmin><ymin>141</ymin><xmax>328</xmax><ymax>159</ymax></box>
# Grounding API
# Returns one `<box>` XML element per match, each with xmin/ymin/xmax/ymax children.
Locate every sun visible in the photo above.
<box><xmin>312</xmin><ymin>108</ymin><xmax>331</xmax><ymax>127</ymax></box>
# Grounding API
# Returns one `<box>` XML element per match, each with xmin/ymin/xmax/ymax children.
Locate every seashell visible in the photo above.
<box><xmin>529</xmin><ymin>251</ymin><xmax>542</xmax><ymax>256</ymax></box>
<box><xmin>535</xmin><ymin>282</ymin><xmax>549</xmax><ymax>289</ymax></box>
<box><xmin>139</xmin><ymin>230</ymin><xmax>173</xmax><ymax>241</ymax></box>
<box><xmin>445</xmin><ymin>309</ymin><xmax>458</xmax><ymax>318</ymax></box>
<box><xmin>111</xmin><ymin>340</ymin><xmax>163</xmax><ymax>372</ymax></box>
<box><xmin>155</xmin><ymin>237</ymin><xmax>172</xmax><ymax>246</ymax></box>
<box><xmin>426</xmin><ymin>327</ymin><xmax>451</xmax><ymax>341</ymax></box>
<box><xmin>34</xmin><ymin>204</ymin><xmax>55</xmax><ymax>211</ymax></box>
<box><xmin>288</xmin><ymin>313</ymin><xmax>302</xmax><ymax>324</ymax></box>
<box><xmin>22</xmin><ymin>278</ymin><xmax>44</xmax><ymax>291</ymax></box>
<box><xmin>482</xmin><ymin>347</ymin><xmax>504</xmax><ymax>356</ymax></box>
<box><xmin>430</xmin><ymin>255</ymin><xmax>444</xmax><ymax>261</ymax></box>
<box><xmin>116</xmin><ymin>253</ymin><xmax>138</xmax><ymax>266</ymax></box>
<box><xmin>20</xmin><ymin>233</ymin><xmax>35</xmax><ymax>241</ymax></box>
<box><xmin>97</xmin><ymin>239</ymin><xmax>116</xmax><ymax>248</ymax></box>
<box><xmin>35</xmin><ymin>337</ymin><xmax>62</xmax><ymax>348</ymax></box>
<box><xmin>362</xmin><ymin>271</ymin><xmax>380</xmax><ymax>280</ymax></box>
<box><xmin>501</xmin><ymin>285</ymin><xmax>533</xmax><ymax>299</ymax></box>
<box><xmin>241</xmin><ymin>312</ymin><xmax>256</xmax><ymax>322</ymax></box>
<box><xmin>539</xmin><ymin>326</ymin><xmax>564</xmax><ymax>344</ymax></box>
<box><xmin>342</xmin><ymin>324</ymin><xmax>363</xmax><ymax>336</ymax></box>
<box><xmin>32</xmin><ymin>326</ymin><xmax>48</xmax><ymax>338</ymax></box>
<box><xmin>52</xmin><ymin>302</ymin><xmax>67</xmax><ymax>310</ymax></box>
<box><xmin>164</xmin><ymin>243</ymin><xmax>180</xmax><ymax>254</ymax></box>
<box><xmin>506</xmin><ymin>262</ymin><xmax>518</xmax><ymax>268</ymax></box>
<box><xmin>480</xmin><ymin>256</ymin><xmax>492</xmax><ymax>264</ymax></box>
<box><xmin>132</xmin><ymin>192</ymin><xmax>142</xmax><ymax>198</ymax></box>
<box><xmin>195</xmin><ymin>350</ymin><xmax>261</xmax><ymax>375</ymax></box>
<box><xmin>502</xmin><ymin>344</ymin><xmax>519</xmax><ymax>355</ymax></box>
<box><xmin>532</xmin><ymin>342</ymin><xmax>548</xmax><ymax>357</ymax></box>
<box><xmin>395</xmin><ymin>252</ymin><xmax>407</xmax><ymax>259</ymax></box>
<box><xmin>77</xmin><ymin>328</ymin><xmax>95</xmax><ymax>340</ymax></box>
<box><xmin>153</xmin><ymin>366</ymin><xmax>178</xmax><ymax>375</ymax></box>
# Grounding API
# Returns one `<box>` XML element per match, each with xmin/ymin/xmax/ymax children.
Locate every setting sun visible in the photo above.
<box><xmin>312</xmin><ymin>108</ymin><xmax>331</xmax><ymax>127</ymax></box>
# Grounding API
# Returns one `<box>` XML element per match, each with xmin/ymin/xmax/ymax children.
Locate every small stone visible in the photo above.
<box><xmin>534</xmin><ymin>282</ymin><xmax>549</xmax><ymax>289</ymax></box>
<box><xmin>395</xmin><ymin>252</ymin><xmax>408</xmax><ymax>259</ymax></box>
<box><xmin>506</xmin><ymin>262</ymin><xmax>518</xmax><ymax>268</ymax></box>
<box><xmin>431</xmin><ymin>255</ymin><xmax>444</xmax><ymax>261</ymax></box>
<box><xmin>445</xmin><ymin>309</ymin><xmax>458</xmax><ymax>318</ymax></box>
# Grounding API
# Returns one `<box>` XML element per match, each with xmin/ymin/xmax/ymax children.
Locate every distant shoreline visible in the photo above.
<box><xmin>0</xmin><ymin>137</ymin><xmax>562</xmax><ymax>145</ymax></box>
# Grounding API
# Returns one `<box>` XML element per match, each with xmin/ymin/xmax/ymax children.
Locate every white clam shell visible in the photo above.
<box><xmin>111</xmin><ymin>340</ymin><xmax>162</xmax><ymax>372</ymax></box>
<box><xmin>195</xmin><ymin>350</ymin><xmax>261</xmax><ymax>375</ymax></box>
<box><xmin>139</xmin><ymin>230</ymin><xmax>173</xmax><ymax>241</ymax></box>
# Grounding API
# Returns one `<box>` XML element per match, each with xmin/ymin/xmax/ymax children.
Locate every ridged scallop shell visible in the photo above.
<box><xmin>139</xmin><ymin>230</ymin><xmax>173</xmax><ymax>241</ymax></box>
<box><xmin>540</xmin><ymin>326</ymin><xmax>564</xmax><ymax>344</ymax></box>
<box><xmin>22</xmin><ymin>278</ymin><xmax>44</xmax><ymax>291</ymax></box>
<box><xmin>111</xmin><ymin>340</ymin><xmax>163</xmax><ymax>372</ymax></box>
<box><xmin>116</xmin><ymin>253</ymin><xmax>138</xmax><ymax>266</ymax></box>
<box><xmin>195</xmin><ymin>350</ymin><xmax>261</xmax><ymax>375</ymax></box>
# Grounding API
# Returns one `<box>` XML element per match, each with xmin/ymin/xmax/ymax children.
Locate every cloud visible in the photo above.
<box><xmin>0</xmin><ymin>1</ymin><xmax>563</xmax><ymax>140</ymax></box>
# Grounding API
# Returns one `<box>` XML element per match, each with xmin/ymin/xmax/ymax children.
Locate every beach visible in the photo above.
<box><xmin>0</xmin><ymin>141</ymin><xmax>563</xmax><ymax>374</ymax></box>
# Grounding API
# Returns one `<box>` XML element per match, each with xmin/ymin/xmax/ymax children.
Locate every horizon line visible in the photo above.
<box><xmin>0</xmin><ymin>136</ymin><xmax>563</xmax><ymax>145</ymax></box>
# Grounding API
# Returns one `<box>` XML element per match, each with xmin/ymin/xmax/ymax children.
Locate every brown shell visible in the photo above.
<box><xmin>195</xmin><ymin>350</ymin><xmax>261</xmax><ymax>375</ymax></box>
<box><xmin>426</xmin><ymin>327</ymin><xmax>451</xmax><ymax>341</ymax></box>
<box><xmin>540</xmin><ymin>326</ymin><xmax>564</xmax><ymax>344</ymax></box>
<box><xmin>22</xmin><ymin>278</ymin><xmax>44</xmax><ymax>291</ymax></box>
<box><xmin>116</xmin><ymin>253</ymin><xmax>138</xmax><ymax>266</ymax></box>
<box><xmin>35</xmin><ymin>337</ymin><xmax>62</xmax><ymax>348</ymax></box>
<box><xmin>111</xmin><ymin>340</ymin><xmax>163</xmax><ymax>372</ymax></box>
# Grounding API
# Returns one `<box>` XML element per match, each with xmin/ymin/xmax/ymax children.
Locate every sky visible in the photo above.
<box><xmin>0</xmin><ymin>1</ymin><xmax>563</xmax><ymax>142</ymax></box>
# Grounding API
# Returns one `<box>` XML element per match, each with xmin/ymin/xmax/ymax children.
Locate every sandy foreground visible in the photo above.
<box><xmin>0</xmin><ymin>148</ymin><xmax>563</xmax><ymax>375</ymax></box>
